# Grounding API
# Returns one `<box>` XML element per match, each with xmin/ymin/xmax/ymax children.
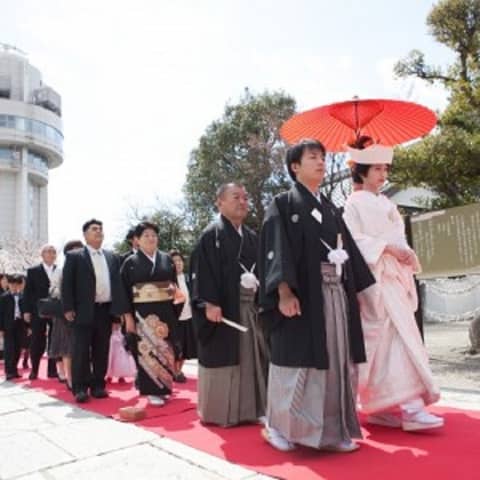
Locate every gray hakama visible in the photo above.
<box><xmin>266</xmin><ymin>263</ymin><xmax>361</xmax><ymax>448</ymax></box>
<box><xmin>198</xmin><ymin>286</ymin><xmax>267</xmax><ymax>426</ymax></box>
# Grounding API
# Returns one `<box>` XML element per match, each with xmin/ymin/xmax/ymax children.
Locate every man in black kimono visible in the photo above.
<box><xmin>62</xmin><ymin>219</ymin><xmax>127</xmax><ymax>403</ymax></box>
<box><xmin>258</xmin><ymin>139</ymin><xmax>375</xmax><ymax>452</ymax></box>
<box><xmin>190</xmin><ymin>183</ymin><xmax>268</xmax><ymax>427</ymax></box>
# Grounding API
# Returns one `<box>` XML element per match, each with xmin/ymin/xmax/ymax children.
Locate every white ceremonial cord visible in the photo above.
<box><xmin>239</xmin><ymin>262</ymin><xmax>260</xmax><ymax>286</ymax></box>
<box><xmin>320</xmin><ymin>235</ymin><xmax>349</xmax><ymax>277</ymax></box>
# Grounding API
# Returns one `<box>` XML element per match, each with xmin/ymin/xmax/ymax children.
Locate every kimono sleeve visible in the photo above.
<box><xmin>391</xmin><ymin>206</ymin><xmax>422</xmax><ymax>273</ymax></box>
<box><xmin>189</xmin><ymin>230</ymin><xmax>222</xmax><ymax>308</ymax></box>
<box><xmin>119</xmin><ymin>258</ymin><xmax>134</xmax><ymax>315</ymax></box>
<box><xmin>259</xmin><ymin>197</ymin><xmax>299</xmax><ymax>311</ymax></box>
<box><xmin>341</xmin><ymin>220</ymin><xmax>376</xmax><ymax>293</ymax></box>
<box><xmin>343</xmin><ymin>198</ymin><xmax>387</xmax><ymax>266</ymax></box>
<box><xmin>109</xmin><ymin>252</ymin><xmax>129</xmax><ymax>317</ymax></box>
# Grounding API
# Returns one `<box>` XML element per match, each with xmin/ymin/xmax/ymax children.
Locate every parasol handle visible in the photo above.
<box><xmin>353</xmin><ymin>97</ymin><xmax>360</xmax><ymax>139</ymax></box>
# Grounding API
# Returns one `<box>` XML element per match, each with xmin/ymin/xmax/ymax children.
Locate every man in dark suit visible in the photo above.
<box><xmin>23</xmin><ymin>245</ymin><xmax>58</xmax><ymax>380</ymax></box>
<box><xmin>0</xmin><ymin>274</ymin><xmax>26</xmax><ymax>379</ymax></box>
<box><xmin>62</xmin><ymin>219</ymin><xmax>127</xmax><ymax>403</ymax></box>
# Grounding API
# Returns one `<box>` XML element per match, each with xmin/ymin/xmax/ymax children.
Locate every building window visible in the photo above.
<box><xmin>0</xmin><ymin>147</ymin><xmax>20</xmax><ymax>168</ymax></box>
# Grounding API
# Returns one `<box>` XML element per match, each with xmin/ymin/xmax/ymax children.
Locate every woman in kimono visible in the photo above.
<box><xmin>121</xmin><ymin>222</ymin><xmax>183</xmax><ymax>407</ymax></box>
<box><xmin>343</xmin><ymin>140</ymin><xmax>443</xmax><ymax>431</ymax></box>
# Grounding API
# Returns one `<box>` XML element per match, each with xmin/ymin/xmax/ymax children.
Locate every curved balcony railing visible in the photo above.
<box><xmin>0</xmin><ymin>114</ymin><xmax>63</xmax><ymax>152</ymax></box>
<box><xmin>27</xmin><ymin>151</ymin><xmax>49</xmax><ymax>177</ymax></box>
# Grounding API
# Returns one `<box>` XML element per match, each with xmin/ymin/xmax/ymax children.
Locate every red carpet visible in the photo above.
<box><xmin>3</xmin><ymin>361</ymin><xmax>480</xmax><ymax>480</ymax></box>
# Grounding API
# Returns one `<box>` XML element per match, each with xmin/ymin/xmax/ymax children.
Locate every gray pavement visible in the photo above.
<box><xmin>1</xmin><ymin>355</ymin><xmax>479</xmax><ymax>480</ymax></box>
<box><xmin>0</xmin><ymin>375</ymin><xmax>272</xmax><ymax>480</ymax></box>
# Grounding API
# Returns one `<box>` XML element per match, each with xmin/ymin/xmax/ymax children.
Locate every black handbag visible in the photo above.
<box><xmin>37</xmin><ymin>297</ymin><xmax>64</xmax><ymax>318</ymax></box>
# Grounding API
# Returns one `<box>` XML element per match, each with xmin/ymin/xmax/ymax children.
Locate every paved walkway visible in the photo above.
<box><xmin>1</xmin><ymin>374</ymin><xmax>479</xmax><ymax>480</ymax></box>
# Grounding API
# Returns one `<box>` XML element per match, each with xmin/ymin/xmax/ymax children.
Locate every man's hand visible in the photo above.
<box><xmin>23</xmin><ymin>313</ymin><xmax>31</xmax><ymax>323</ymax></box>
<box><xmin>205</xmin><ymin>302</ymin><xmax>222</xmax><ymax>323</ymax></box>
<box><xmin>278</xmin><ymin>282</ymin><xmax>302</xmax><ymax>318</ymax></box>
<box><xmin>64</xmin><ymin>311</ymin><xmax>75</xmax><ymax>322</ymax></box>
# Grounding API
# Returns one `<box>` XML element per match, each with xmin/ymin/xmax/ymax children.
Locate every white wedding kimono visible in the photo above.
<box><xmin>343</xmin><ymin>191</ymin><xmax>440</xmax><ymax>414</ymax></box>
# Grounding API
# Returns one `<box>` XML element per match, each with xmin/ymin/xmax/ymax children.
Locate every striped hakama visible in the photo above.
<box><xmin>266</xmin><ymin>263</ymin><xmax>361</xmax><ymax>448</ymax></box>
<box><xmin>198</xmin><ymin>286</ymin><xmax>267</xmax><ymax>426</ymax></box>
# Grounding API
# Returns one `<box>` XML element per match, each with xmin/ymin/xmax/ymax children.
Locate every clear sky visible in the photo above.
<box><xmin>2</xmin><ymin>0</ymin><xmax>453</xmax><ymax>248</ymax></box>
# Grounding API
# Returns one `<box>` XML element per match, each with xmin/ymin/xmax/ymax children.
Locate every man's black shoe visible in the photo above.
<box><xmin>47</xmin><ymin>372</ymin><xmax>58</xmax><ymax>379</ymax></box>
<box><xmin>91</xmin><ymin>388</ymin><xmax>109</xmax><ymax>399</ymax></box>
<box><xmin>6</xmin><ymin>373</ymin><xmax>18</xmax><ymax>380</ymax></box>
<box><xmin>75</xmin><ymin>391</ymin><xmax>89</xmax><ymax>403</ymax></box>
<box><xmin>28</xmin><ymin>372</ymin><xmax>38</xmax><ymax>380</ymax></box>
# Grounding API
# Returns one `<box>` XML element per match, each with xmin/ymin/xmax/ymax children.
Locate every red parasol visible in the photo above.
<box><xmin>280</xmin><ymin>98</ymin><xmax>437</xmax><ymax>151</ymax></box>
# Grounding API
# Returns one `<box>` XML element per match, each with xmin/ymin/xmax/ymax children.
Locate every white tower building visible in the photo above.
<box><xmin>0</xmin><ymin>43</ymin><xmax>63</xmax><ymax>243</ymax></box>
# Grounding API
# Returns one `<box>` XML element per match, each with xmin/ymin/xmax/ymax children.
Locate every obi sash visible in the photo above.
<box><xmin>132</xmin><ymin>281</ymin><xmax>174</xmax><ymax>303</ymax></box>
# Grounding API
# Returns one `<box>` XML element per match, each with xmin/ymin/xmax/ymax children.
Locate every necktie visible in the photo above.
<box><xmin>13</xmin><ymin>294</ymin><xmax>20</xmax><ymax>319</ymax></box>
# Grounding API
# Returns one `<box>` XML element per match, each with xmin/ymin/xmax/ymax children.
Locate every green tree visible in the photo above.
<box><xmin>393</xmin><ymin>0</ymin><xmax>480</xmax><ymax>208</ymax></box>
<box><xmin>114</xmin><ymin>203</ymin><xmax>194</xmax><ymax>257</ymax></box>
<box><xmin>184</xmin><ymin>88</ymin><xmax>296</xmax><ymax>235</ymax></box>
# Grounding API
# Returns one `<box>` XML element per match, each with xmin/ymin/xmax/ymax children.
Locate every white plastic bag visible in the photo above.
<box><xmin>107</xmin><ymin>329</ymin><xmax>137</xmax><ymax>378</ymax></box>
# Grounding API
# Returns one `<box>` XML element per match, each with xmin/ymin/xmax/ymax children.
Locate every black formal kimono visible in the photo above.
<box><xmin>259</xmin><ymin>182</ymin><xmax>375</xmax><ymax>369</ymax></box>
<box><xmin>190</xmin><ymin>215</ymin><xmax>267</xmax><ymax>426</ymax></box>
<box><xmin>190</xmin><ymin>215</ymin><xmax>258</xmax><ymax>367</ymax></box>
<box><xmin>121</xmin><ymin>249</ymin><xmax>181</xmax><ymax>396</ymax></box>
<box><xmin>258</xmin><ymin>182</ymin><xmax>375</xmax><ymax>448</ymax></box>
<box><xmin>0</xmin><ymin>291</ymin><xmax>26</xmax><ymax>377</ymax></box>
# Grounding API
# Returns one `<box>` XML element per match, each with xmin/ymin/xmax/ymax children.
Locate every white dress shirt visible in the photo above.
<box><xmin>42</xmin><ymin>262</ymin><xmax>56</xmax><ymax>282</ymax></box>
<box><xmin>177</xmin><ymin>273</ymin><xmax>192</xmax><ymax>321</ymax></box>
<box><xmin>87</xmin><ymin>245</ymin><xmax>112</xmax><ymax>303</ymax></box>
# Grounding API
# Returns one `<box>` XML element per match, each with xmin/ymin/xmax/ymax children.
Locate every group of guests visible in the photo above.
<box><xmin>1</xmin><ymin>136</ymin><xmax>443</xmax><ymax>455</ymax></box>
<box><xmin>0</xmin><ymin>244</ymin><xmax>78</xmax><ymax>384</ymax></box>
<box><xmin>0</xmin><ymin>222</ymin><xmax>196</xmax><ymax>408</ymax></box>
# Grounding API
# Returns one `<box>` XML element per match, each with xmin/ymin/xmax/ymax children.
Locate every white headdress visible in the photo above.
<box><xmin>346</xmin><ymin>144</ymin><xmax>393</xmax><ymax>165</ymax></box>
